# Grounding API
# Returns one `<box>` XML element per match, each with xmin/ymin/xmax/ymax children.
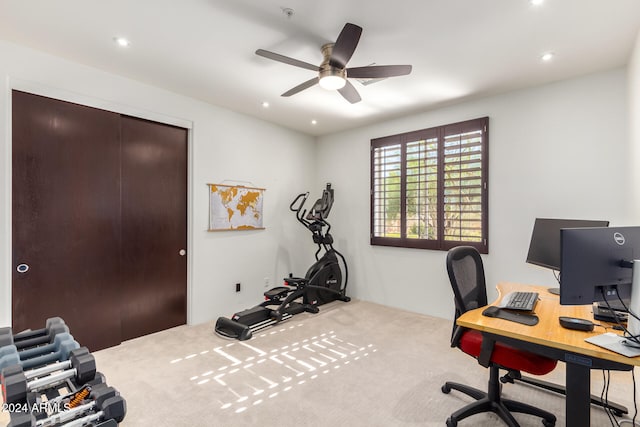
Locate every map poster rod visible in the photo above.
<box><xmin>207</xmin><ymin>182</ymin><xmax>266</xmax><ymax>192</ymax></box>
<box><xmin>208</xmin><ymin>183</ymin><xmax>265</xmax><ymax>232</ymax></box>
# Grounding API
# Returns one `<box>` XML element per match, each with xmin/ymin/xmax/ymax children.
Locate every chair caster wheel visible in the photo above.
<box><xmin>446</xmin><ymin>417</ymin><xmax>457</xmax><ymax>427</ymax></box>
<box><xmin>542</xmin><ymin>420</ymin><xmax>555</xmax><ymax>427</ymax></box>
<box><xmin>441</xmin><ymin>384</ymin><xmax>451</xmax><ymax>394</ymax></box>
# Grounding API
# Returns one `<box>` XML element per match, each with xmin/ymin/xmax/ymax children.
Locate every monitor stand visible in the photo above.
<box><xmin>584</xmin><ymin>260</ymin><xmax>640</xmax><ymax>356</ymax></box>
<box><xmin>547</xmin><ymin>287</ymin><xmax>560</xmax><ymax>295</ymax></box>
<box><xmin>628</xmin><ymin>260</ymin><xmax>640</xmax><ymax>339</ymax></box>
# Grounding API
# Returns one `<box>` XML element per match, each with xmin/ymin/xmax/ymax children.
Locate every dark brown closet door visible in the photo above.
<box><xmin>12</xmin><ymin>91</ymin><xmax>123</xmax><ymax>351</ymax></box>
<box><xmin>120</xmin><ymin>116</ymin><xmax>187</xmax><ymax>340</ymax></box>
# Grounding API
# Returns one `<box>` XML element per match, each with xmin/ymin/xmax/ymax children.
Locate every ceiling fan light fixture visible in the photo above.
<box><xmin>319</xmin><ymin>75</ymin><xmax>346</xmax><ymax>90</ymax></box>
<box><xmin>318</xmin><ymin>65</ymin><xmax>347</xmax><ymax>90</ymax></box>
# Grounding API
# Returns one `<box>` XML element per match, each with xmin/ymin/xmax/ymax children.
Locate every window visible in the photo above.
<box><xmin>370</xmin><ymin>117</ymin><xmax>489</xmax><ymax>253</ymax></box>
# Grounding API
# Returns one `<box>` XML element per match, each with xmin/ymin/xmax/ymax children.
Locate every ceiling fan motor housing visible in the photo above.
<box><xmin>319</xmin><ymin>43</ymin><xmax>347</xmax><ymax>80</ymax></box>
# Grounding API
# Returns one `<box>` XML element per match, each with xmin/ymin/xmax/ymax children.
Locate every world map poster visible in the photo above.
<box><xmin>208</xmin><ymin>183</ymin><xmax>265</xmax><ymax>231</ymax></box>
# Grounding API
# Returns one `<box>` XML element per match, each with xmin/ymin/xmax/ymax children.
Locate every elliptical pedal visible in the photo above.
<box><xmin>264</xmin><ymin>286</ymin><xmax>291</xmax><ymax>300</ymax></box>
<box><xmin>249</xmin><ymin>313</ymin><xmax>293</xmax><ymax>334</ymax></box>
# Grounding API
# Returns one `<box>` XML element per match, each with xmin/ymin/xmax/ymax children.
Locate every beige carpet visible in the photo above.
<box><xmin>3</xmin><ymin>300</ymin><xmax>639</xmax><ymax>426</ymax></box>
<box><xmin>92</xmin><ymin>300</ymin><xmax>639</xmax><ymax>427</ymax></box>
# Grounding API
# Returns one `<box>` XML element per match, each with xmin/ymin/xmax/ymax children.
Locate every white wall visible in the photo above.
<box><xmin>317</xmin><ymin>69</ymin><xmax>631</xmax><ymax>319</ymax></box>
<box><xmin>630</xmin><ymin>29</ymin><xmax>640</xmax><ymax>220</ymax></box>
<box><xmin>0</xmin><ymin>41</ymin><xmax>316</xmax><ymax>327</ymax></box>
<box><xmin>0</xmin><ymin>39</ymin><xmax>635</xmax><ymax>329</ymax></box>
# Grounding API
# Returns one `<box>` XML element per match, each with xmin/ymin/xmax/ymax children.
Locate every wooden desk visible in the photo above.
<box><xmin>457</xmin><ymin>282</ymin><xmax>639</xmax><ymax>427</ymax></box>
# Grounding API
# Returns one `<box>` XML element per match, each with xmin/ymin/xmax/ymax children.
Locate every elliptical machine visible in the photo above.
<box><xmin>214</xmin><ymin>183</ymin><xmax>350</xmax><ymax>341</ymax></box>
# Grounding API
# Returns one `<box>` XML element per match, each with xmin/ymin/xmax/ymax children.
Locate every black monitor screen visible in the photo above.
<box><xmin>526</xmin><ymin>218</ymin><xmax>609</xmax><ymax>270</ymax></box>
<box><xmin>560</xmin><ymin>226</ymin><xmax>640</xmax><ymax>305</ymax></box>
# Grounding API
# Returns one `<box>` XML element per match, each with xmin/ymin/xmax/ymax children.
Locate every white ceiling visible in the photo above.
<box><xmin>1</xmin><ymin>0</ymin><xmax>640</xmax><ymax>136</ymax></box>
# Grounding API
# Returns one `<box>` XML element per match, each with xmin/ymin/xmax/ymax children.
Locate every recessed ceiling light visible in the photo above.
<box><xmin>541</xmin><ymin>52</ymin><xmax>554</xmax><ymax>62</ymax></box>
<box><xmin>311</xmin><ymin>120</ymin><xmax>317</xmax><ymax>125</ymax></box>
<box><xmin>261</xmin><ymin>101</ymin><xmax>270</xmax><ymax>108</ymax></box>
<box><xmin>113</xmin><ymin>37</ymin><xmax>130</xmax><ymax>47</ymax></box>
<box><xmin>530</xmin><ymin>0</ymin><xmax>544</xmax><ymax>6</ymax></box>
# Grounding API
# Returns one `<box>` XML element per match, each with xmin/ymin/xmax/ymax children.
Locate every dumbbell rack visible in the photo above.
<box><xmin>0</xmin><ymin>318</ymin><xmax>126</xmax><ymax>427</ymax></box>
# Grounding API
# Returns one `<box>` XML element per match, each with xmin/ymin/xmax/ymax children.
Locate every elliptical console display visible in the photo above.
<box><xmin>214</xmin><ymin>183</ymin><xmax>349</xmax><ymax>341</ymax></box>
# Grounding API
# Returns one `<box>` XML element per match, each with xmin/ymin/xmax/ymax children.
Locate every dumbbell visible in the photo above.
<box><xmin>1</xmin><ymin>347</ymin><xmax>90</xmax><ymax>387</ymax></box>
<box><xmin>61</xmin><ymin>385</ymin><xmax>126</xmax><ymax>427</ymax></box>
<box><xmin>0</xmin><ymin>318</ymin><xmax>69</xmax><ymax>350</ymax></box>
<box><xmin>2</xmin><ymin>347</ymin><xmax>96</xmax><ymax>404</ymax></box>
<box><xmin>20</xmin><ymin>380</ymin><xmax>110</xmax><ymax>422</ymax></box>
<box><xmin>8</xmin><ymin>385</ymin><xmax>126</xmax><ymax>427</ymax></box>
<box><xmin>0</xmin><ymin>333</ymin><xmax>80</xmax><ymax>372</ymax></box>
<box><xmin>8</xmin><ymin>373</ymin><xmax>108</xmax><ymax>424</ymax></box>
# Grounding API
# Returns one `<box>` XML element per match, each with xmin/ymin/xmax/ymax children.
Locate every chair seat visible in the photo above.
<box><xmin>459</xmin><ymin>329</ymin><xmax>557</xmax><ymax>376</ymax></box>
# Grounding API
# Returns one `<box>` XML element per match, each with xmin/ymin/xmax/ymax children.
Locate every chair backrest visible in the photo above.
<box><xmin>446</xmin><ymin>246</ymin><xmax>488</xmax><ymax>346</ymax></box>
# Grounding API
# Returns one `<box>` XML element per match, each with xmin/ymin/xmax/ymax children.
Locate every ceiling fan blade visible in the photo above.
<box><xmin>347</xmin><ymin>65</ymin><xmax>413</xmax><ymax>79</ymax></box>
<box><xmin>329</xmin><ymin>23</ymin><xmax>362</xmax><ymax>68</ymax></box>
<box><xmin>255</xmin><ymin>49</ymin><xmax>319</xmax><ymax>72</ymax></box>
<box><xmin>337</xmin><ymin>80</ymin><xmax>361</xmax><ymax>104</ymax></box>
<box><xmin>282</xmin><ymin>77</ymin><xmax>320</xmax><ymax>97</ymax></box>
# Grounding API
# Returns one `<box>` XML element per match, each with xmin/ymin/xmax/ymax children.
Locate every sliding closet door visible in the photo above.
<box><xmin>12</xmin><ymin>91</ymin><xmax>123</xmax><ymax>350</ymax></box>
<box><xmin>12</xmin><ymin>92</ymin><xmax>188</xmax><ymax>350</ymax></box>
<box><xmin>120</xmin><ymin>116</ymin><xmax>187</xmax><ymax>340</ymax></box>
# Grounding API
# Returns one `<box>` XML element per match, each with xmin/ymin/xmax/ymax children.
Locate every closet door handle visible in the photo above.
<box><xmin>179</xmin><ymin>249</ymin><xmax>186</xmax><ymax>256</ymax></box>
<box><xmin>16</xmin><ymin>263</ymin><xmax>30</xmax><ymax>273</ymax></box>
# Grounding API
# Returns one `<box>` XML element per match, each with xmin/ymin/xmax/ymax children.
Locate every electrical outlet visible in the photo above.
<box><xmin>264</xmin><ymin>277</ymin><xmax>270</xmax><ymax>288</ymax></box>
<box><xmin>236</xmin><ymin>283</ymin><xmax>241</xmax><ymax>292</ymax></box>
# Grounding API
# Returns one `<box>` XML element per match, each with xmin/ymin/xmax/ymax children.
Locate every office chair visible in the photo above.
<box><xmin>441</xmin><ymin>246</ymin><xmax>557</xmax><ymax>427</ymax></box>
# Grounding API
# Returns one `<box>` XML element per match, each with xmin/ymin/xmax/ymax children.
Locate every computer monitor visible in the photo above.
<box><xmin>559</xmin><ymin>226</ymin><xmax>640</xmax><ymax>307</ymax></box>
<box><xmin>526</xmin><ymin>218</ymin><xmax>610</xmax><ymax>270</ymax></box>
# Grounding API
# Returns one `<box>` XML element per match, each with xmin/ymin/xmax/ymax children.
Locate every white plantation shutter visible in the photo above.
<box><xmin>372</xmin><ymin>143</ymin><xmax>401</xmax><ymax>238</ymax></box>
<box><xmin>443</xmin><ymin>124</ymin><xmax>485</xmax><ymax>244</ymax></box>
<box><xmin>405</xmin><ymin>136</ymin><xmax>439</xmax><ymax>240</ymax></box>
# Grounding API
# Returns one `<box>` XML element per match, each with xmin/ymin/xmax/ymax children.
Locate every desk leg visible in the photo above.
<box><xmin>565</xmin><ymin>362</ymin><xmax>590</xmax><ymax>427</ymax></box>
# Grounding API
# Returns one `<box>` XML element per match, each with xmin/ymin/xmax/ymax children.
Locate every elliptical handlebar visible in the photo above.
<box><xmin>290</xmin><ymin>192</ymin><xmax>311</xmax><ymax>227</ymax></box>
<box><xmin>306</xmin><ymin>183</ymin><xmax>333</xmax><ymax>221</ymax></box>
<box><xmin>289</xmin><ymin>185</ymin><xmax>336</xmax><ymax>259</ymax></box>
<box><xmin>290</xmin><ymin>192</ymin><xmax>309</xmax><ymax>212</ymax></box>
<box><xmin>290</xmin><ymin>184</ymin><xmax>334</xmax><ymax>231</ymax></box>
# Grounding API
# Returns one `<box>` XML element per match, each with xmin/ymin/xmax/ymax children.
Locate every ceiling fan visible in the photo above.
<box><xmin>255</xmin><ymin>23</ymin><xmax>412</xmax><ymax>104</ymax></box>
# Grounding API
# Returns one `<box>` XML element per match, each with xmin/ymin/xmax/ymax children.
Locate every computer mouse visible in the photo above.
<box><xmin>559</xmin><ymin>316</ymin><xmax>595</xmax><ymax>331</ymax></box>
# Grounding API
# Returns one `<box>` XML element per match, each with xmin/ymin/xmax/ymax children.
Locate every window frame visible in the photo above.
<box><xmin>370</xmin><ymin>117</ymin><xmax>489</xmax><ymax>253</ymax></box>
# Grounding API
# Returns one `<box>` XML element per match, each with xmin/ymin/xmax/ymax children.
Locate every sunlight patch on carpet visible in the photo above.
<box><xmin>171</xmin><ymin>329</ymin><xmax>376</xmax><ymax>414</ymax></box>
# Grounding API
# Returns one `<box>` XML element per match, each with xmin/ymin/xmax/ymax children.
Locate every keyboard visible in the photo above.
<box><xmin>501</xmin><ymin>291</ymin><xmax>539</xmax><ymax>311</ymax></box>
